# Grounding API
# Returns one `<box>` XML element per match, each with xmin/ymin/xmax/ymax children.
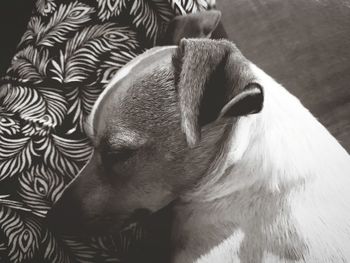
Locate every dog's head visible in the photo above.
<box><xmin>47</xmin><ymin>23</ymin><xmax>264</xmax><ymax>236</ymax></box>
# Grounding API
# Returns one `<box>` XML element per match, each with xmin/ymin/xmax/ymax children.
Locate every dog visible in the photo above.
<box><xmin>48</xmin><ymin>34</ymin><xmax>350</xmax><ymax>263</ymax></box>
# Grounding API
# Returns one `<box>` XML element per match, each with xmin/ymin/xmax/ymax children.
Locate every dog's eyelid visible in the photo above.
<box><xmin>104</xmin><ymin>147</ymin><xmax>136</xmax><ymax>163</ymax></box>
<box><xmin>107</xmin><ymin>147</ymin><xmax>134</xmax><ymax>155</ymax></box>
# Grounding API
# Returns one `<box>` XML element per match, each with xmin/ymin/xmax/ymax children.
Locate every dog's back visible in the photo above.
<box><xmin>194</xmin><ymin>63</ymin><xmax>350</xmax><ymax>263</ymax></box>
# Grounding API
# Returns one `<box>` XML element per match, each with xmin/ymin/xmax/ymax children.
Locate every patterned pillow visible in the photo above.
<box><xmin>0</xmin><ymin>0</ymin><xmax>214</xmax><ymax>262</ymax></box>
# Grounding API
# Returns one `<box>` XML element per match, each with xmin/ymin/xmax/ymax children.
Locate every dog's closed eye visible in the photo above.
<box><xmin>103</xmin><ymin>148</ymin><xmax>136</xmax><ymax>164</ymax></box>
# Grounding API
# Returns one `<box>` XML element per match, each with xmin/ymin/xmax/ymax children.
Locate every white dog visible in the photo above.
<box><xmin>49</xmin><ymin>39</ymin><xmax>350</xmax><ymax>263</ymax></box>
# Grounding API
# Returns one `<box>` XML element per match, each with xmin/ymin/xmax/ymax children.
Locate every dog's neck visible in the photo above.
<box><xmin>171</xmin><ymin>64</ymin><xmax>350</xmax><ymax>263</ymax></box>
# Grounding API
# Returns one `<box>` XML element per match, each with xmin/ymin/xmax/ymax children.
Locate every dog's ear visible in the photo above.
<box><xmin>174</xmin><ymin>39</ymin><xmax>264</xmax><ymax>147</ymax></box>
<box><xmin>158</xmin><ymin>10</ymin><xmax>223</xmax><ymax>45</ymax></box>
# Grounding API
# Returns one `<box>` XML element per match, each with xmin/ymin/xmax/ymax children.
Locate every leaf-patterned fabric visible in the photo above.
<box><xmin>0</xmin><ymin>0</ymin><xmax>214</xmax><ymax>262</ymax></box>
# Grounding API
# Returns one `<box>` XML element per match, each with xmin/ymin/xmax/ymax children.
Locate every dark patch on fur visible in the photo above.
<box><xmin>119</xmin><ymin>68</ymin><xmax>180</xmax><ymax>136</ymax></box>
<box><xmin>198</xmin><ymin>57</ymin><xmax>228</xmax><ymax>126</ymax></box>
<box><xmin>172</xmin><ymin>42</ymin><xmax>232</xmax><ymax>128</ymax></box>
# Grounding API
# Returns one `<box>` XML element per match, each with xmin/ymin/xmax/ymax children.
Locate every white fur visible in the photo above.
<box><xmin>174</xmin><ymin>63</ymin><xmax>350</xmax><ymax>263</ymax></box>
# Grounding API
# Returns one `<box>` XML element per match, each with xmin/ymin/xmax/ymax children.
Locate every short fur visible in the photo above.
<box><xmin>49</xmin><ymin>38</ymin><xmax>350</xmax><ymax>263</ymax></box>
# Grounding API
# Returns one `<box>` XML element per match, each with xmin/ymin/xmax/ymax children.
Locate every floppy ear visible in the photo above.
<box><xmin>158</xmin><ymin>10</ymin><xmax>224</xmax><ymax>45</ymax></box>
<box><xmin>174</xmin><ymin>39</ymin><xmax>264</xmax><ymax>147</ymax></box>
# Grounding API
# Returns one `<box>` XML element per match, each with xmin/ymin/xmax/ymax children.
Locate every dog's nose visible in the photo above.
<box><xmin>45</xmin><ymin>193</ymin><xmax>86</xmax><ymax>236</ymax></box>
